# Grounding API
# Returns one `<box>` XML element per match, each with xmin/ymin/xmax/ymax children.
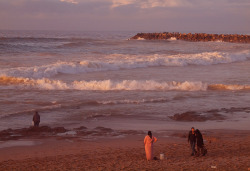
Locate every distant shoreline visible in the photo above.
<box><xmin>130</xmin><ymin>32</ymin><xmax>250</xmax><ymax>43</ymax></box>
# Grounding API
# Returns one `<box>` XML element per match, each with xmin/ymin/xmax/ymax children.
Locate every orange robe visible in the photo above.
<box><xmin>144</xmin><ymin>135</ymin><xmax>157</xmax><ymax>160</ymax></box>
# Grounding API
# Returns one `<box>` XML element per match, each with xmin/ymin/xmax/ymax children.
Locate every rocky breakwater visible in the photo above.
<box><xmin>130</xmin><ymin>32</ymin><xmax>250</xmax><ymax>43</ymax></box>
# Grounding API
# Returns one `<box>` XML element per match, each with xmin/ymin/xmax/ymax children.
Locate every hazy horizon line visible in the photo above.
<box><xmin>0</xmin><ymin>29</ymin><xmax>249</xmax><ymax>35</ymax></box>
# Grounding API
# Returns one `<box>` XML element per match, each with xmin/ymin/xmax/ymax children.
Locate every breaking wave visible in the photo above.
<box><xmin>208</xmin><ymin>84</ymin><xmax>250</xmax><ymax>91</ymax></box>
<box><xmin>0</xmin><ymin>76</ymin><xmax>206</xmax><ymax>91</ymax></box>
<box><xmin>1</xmin><ymin>76</ymin><xmax>250</xmax><ymax>91</ymax></box>
<box><xmin>0</xmin><ymin>51</ymin><xmax>249</xmax><ymax>78</ymax></box>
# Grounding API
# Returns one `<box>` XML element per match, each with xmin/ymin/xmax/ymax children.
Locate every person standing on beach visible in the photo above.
<box><xmin>144</xmin><ymin>131</ymin><xmax>157</xmax><ymax>160</ymax></box>
<box><xmin>33</xmin><ymin>111</ymin><xmax>40</xmax><ymax>127</ymax></box>
<box><xmin>195</xmin><ymin>129</ymin><xmax>206</xmax><ymax>156</ymax></box>
<box><xmin>188</xmin><ymin>127</ymin><xmax>196</xmax><ymax>156</ymax></box>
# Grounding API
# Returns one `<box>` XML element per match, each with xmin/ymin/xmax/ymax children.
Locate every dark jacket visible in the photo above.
<box><xmin>196</xmin><ymin>130</ymin><xmax>204</xmax><ymax>147</ymax></box>
<box><xmin>188</xmin><ymin>131</ymin><xmax>196</xmax><ymax>143</ymax></box>
<box><xmin>33</xmin><ymin>113</ymin><xmax>40</xmax><ymax>123</ymax></box>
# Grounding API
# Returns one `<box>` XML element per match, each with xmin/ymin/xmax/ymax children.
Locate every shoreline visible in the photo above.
<box><xmin>0</xmin><ymin>128</ymin><xmax>249</xmax><ymax>170</ymax></box>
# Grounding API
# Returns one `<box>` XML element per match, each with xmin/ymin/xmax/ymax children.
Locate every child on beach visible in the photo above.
<box><xmin>144</xmin><ymin>131</ymin><xmax>157</xmax><ymax>160</ymax></box>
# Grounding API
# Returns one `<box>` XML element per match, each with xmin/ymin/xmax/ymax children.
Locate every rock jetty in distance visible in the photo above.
<box><xmin>130</xmin><ymin>32</ymin><xmax>250</xmax><ymax>43</ymax></box>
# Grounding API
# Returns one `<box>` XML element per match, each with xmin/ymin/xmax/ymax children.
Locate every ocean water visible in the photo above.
<box><xmin>0</xmin><ymin>30</ymin><xmax>250</xmax><ymax>131</ymax></box>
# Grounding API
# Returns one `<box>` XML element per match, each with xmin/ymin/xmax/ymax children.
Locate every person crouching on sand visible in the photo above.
<box><xmin>144</xmin><ymin>131</ymin><xmax>157</xmax><ymax>160</ymax></box>
<box><xmin>188</xmin><ymin>127</ymin><xmax>196</xmax><ymax>156</ymax></box>
<box><xmin>33</xmin><ymin>111</ymin><xmax>40</xmax><ymax>127</ymax></box>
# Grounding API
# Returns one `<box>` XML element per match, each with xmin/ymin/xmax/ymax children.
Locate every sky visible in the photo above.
<box><xmin>0</xmin><ymin>0</ymin><xmax>249</xmax><ymax>33</ymax></box>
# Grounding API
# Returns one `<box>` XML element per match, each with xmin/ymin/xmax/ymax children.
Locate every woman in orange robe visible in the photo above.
<box><xmin>144</xmin><ymin>131</ymin><xmax>157</xmax><ymax>160</ymax></box>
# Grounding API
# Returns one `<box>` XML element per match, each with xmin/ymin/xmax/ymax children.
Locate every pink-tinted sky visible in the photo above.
<box><xmin>0</xmin><ymin>0</ymin><xmax>249</xmax><ymax>33</ymax></box>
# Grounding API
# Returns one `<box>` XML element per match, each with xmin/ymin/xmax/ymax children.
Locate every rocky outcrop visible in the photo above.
<box><xmin>169</xmin><ymin>111</ymin><xmax>225</xmax><ymax>122</ymax></box>
<box><xmin>130</xmin><ymin>32</ymin><xmax>250</xmax><ymax>43</ymax></box>
<box><xmin>0</xmin><ymin>126</ymin><xmax>68</xmax><ymax>140</ymax></box>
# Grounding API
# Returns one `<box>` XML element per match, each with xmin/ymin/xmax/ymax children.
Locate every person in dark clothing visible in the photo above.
<box><xmin>33</xmin><ymin>111</ymin><xmax>40</xmax><ymax>127</ymax></box>
<box><xmin>196</xmin><ymin>129</ymin><xmax>206</xmax><ymax>156</ymax></box>
<box><xmin>188</xmin><ymin>127</ymin><xmax>196</xmax><ymax>156</ymax></box>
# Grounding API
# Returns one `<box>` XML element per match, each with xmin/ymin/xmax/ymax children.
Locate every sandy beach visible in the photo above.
<box><xmin>0</xmin><ymin>128</ymin><xmax>249</xmax><ymax>171</ymax></box>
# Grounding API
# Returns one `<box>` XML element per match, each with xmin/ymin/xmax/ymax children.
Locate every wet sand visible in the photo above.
<box><xmin>0</xmin><ymin>128</ymin><xmax>249</xmax><ymax>171</ymax></box>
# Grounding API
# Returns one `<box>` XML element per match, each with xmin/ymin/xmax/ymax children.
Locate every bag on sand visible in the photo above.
<box><xmin>153</xmin><ymin>157</ymin><xmax>158</xmax><ymax>160</ymax></box>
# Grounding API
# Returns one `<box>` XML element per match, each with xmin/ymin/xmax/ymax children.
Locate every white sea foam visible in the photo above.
<box><xmin>99</xmin><ymin>98</ymin><xmax>169</xmax><ymax>105</ymax></box>
<box><xmin>2</xmin><ymin>76</ymin><xmax>250</xmax><ymax>91</ymax></box>
<box><xmin>136</xmin><ymin>37</ymin><xmax>145</xmax><ymax>40</ymax></box>
<box><xmin>168</xmin><ymin>37</ymin><xmax>177</xmax><ymax>41</ymax></box>
<box><xmin>0</xmin><ymin>51</ymin><xmax>249</xmax><ymax>78</ymax></box>
<box><xmin>0</xmin><ymin>76</ymin><xmax>207</xmax><ymax>91</ymax></box>
<box><xmin>72</xmin><ymin>80</ymin><xmax>207</xmax><ymax>91</ymax></box>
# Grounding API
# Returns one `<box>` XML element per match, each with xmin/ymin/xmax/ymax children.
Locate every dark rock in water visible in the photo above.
<box><xmin>169</xmin><ymin>111</ymin><xmax>225</xmax><ymax>122</ymax></box>
<box><xmin>26</xmin><ymin>126</ymin><xmax>52</xmax><ymax>132</ymax></box>
<box><xmin>73</xmin><ymin>126</ymin><xmax>88</xmax><ymax>130</ymax></box>
<box><xmin>0</xmin><ymin>126</ymin><xmax>68</xmax><ymax>141</ymax></box>
<box><xmin>26</xmin><ymin>126</ymin><xmax>67</xmax><ymax>133</ymax></box>
<box><xmin>94</xmin><ymin>126</ymin><xmax>113</xmax><ymax>133</ymax></box>
<box><xmin>0</xmin><ymin>130</ymin><xmax>12</xmax><ymax>138</ymax></box>
<box><xmin>52</xmin><ymin>127</ymin><xmax>67</xmax><ymax>133</ymax></box>
<box><xmin>130</xmin><ymin>32</ymin><xmax>250</xmax><ymax>43</ymax></box>
<box><xmin>169</xmin><ymin>111</ymin><xmax>206</xmax><ymax>122</ymax></box>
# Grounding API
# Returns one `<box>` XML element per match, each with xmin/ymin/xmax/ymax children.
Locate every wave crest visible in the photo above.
<box><xmin>208</xmin><ymin>84</ymin><xmax>250</xmax><ymax>90</ymax></box>
<box><xmin>0</xmin><ymin>76</ymin><xmax>68</xmax><ymax>90</ymax></box>
<box><xmin>0</xmin><ymin>76</ymin><xmax>206</xmax><ymax>91</ymax></box>
<box><xmin>0</xmin><ymin>76</ymin><xmax>35</xmax><ymax>85</ymax></box>
<box><xmin>1</xmin><ymin>76</ymin><xmax>250</xmax><ymax>91</ymax></box>
<box><xmin>1</xmin><ymin>51</ymin><xmax>249</xmax><ymax>79</ymax></box>
<box><xmin>72</xmin><ymin>80</ymin><xmax>207</xmax><ymax>91</ymax></box>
